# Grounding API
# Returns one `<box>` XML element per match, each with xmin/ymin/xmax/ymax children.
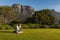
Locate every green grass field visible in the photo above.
<box><xmin>0</xmin><ymin>29</ymin><xmax>60</xmax><ymax>40</ymax></box>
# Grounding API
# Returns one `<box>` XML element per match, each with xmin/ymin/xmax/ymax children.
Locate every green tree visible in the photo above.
<box><xmin>34</xmin><ymin>9</ymin><xmax>55</xmax><ymax>25</ymax></box>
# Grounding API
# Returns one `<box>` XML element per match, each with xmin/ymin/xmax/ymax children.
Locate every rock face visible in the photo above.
<box><xmin>51</xmin><ymin>9</ymin><xmax>60</xmax><ymax>24</ymax></box>
<box><xmin>12</xmin><ymin>4</ymin><xmax>21</xmax><ymax>13</ymax></box>
<box><xmin>12</xmin><ymin>4</ymin><xmax>35</xmax><ymax>21</ymax></box>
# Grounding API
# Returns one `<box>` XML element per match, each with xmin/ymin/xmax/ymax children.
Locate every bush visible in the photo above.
<box><xmin>21</xmin><ymin>24</ymin><xmax>50</xmax><ymax>29</ymax></box>
<box><xmin>0</xmin><ymin>24</ymin><xmax>13</xmax><ymax>30</ymax></box>
<box><xmin>21</xmin><ymin>23</ymin><xmax>40</xmax><ymax>29</ymax></box>
<box><xmin>54</xmin><ymin>24</ymin><xmax>60</xmax><ymax>29</ymax></box>
<box><xmin>26</xmin><ymin>23</ymin><xmax>40</xmax><ymax>29</ymax></box>
<box><xmin>49</xmin><ymin>24</ymin><xmax>60</xmax><ymax>29</ymax></box>
<box><xmin>22</xmin><ymin>24</ymin><xmax>29</xmax><ymax>29</ymax></box>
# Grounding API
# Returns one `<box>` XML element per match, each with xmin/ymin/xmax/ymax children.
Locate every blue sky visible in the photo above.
<box><xmin>0</xmin><ymin>0</ymin><xmax>60</xmax><ymax>12</ymax></box>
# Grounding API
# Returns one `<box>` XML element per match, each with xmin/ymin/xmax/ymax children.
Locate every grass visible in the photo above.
<box><xmin>0</xmin><ymin>29</ymin><xmax>60</xmax><ymax>40</ymax></box>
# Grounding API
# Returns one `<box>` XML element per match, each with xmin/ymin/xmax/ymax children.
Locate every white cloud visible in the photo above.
<box><xmin>51</xmin><ymin>4</ymin><xmax>60</xmax><ymax>12</ymax></box>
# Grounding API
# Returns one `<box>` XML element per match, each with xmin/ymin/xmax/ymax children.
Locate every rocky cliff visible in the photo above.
<box><xmin>51</xmin><ymin>9</ymin><xmax>60</xmax><ymax>24</ymax></box>
<box><xmin>12</xmin><ymin>4</ymin><xmax>35</xmax><ymax>21</ymax></box>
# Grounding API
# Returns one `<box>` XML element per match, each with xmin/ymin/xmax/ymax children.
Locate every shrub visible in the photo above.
<box><xmin>22</xmin><ymin>24</ymin><xmax>50</xmax><ymax>29</ymax></box>
<box><xmin>26</xmin><ymin>23</ymin><xmax>40</xmax><ymax>29</ymax></box>
<box><xmin>22</xmin><ymin>24</ymin><xmax>29</xmax><ymax>29</ymax></box>
<box><xmin>54</xmin><ymin>24</ymin><xmax>60</xmax><ymax>29</ymax></box>
<box><xmin>0</xmin><ymin>24</ymin><xmax>13</xmax><ymax>30</ymax></box>
<box><xmin>20</xmin><ymin>23</ymin><xmax>40</xmax><ymax>29</ymax></box>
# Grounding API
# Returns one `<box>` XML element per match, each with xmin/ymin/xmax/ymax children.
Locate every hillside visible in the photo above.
<box><xmin>0</xmin><ymin>4</ymin><xmax>35</xmax><ymax>23</ymax></box>
<box><xmin>51</xmin><ymin>9</ymin><xmax>60</xmax><ymax>24</ymax></box>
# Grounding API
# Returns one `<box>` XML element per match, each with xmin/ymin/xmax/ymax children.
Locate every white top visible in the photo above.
<box><xmin>16</xmin><ymin>25</ymin><xmax>19</xmax><ymax>30</ymax></box>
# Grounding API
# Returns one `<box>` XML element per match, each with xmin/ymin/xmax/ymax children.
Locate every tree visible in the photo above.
<box><xmin>34</xmin><ymin>9</ymin><xmax>55</xmax><ymax>25</ymax></box>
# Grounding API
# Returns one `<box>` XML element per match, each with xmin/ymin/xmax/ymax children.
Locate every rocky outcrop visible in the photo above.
<box><xmin>51</xmin><ymin>9</ymin><xmax>60</xmax><ymax>24</ymax></box>
<box><xmin>12</xmin><ymin>4</ymin><xmax>35</xmax><ymax>21</ymax></box>
<box><xmin>12</xmin><ymin>4</ymin><xmax>21</xmax><ymax>13</ymax></box>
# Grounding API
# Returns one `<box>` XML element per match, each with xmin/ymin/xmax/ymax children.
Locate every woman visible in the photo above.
<box><xmin>16</xmin><ymin>24</ymin><xmax>20</xmax><ymax>33</ymax></box>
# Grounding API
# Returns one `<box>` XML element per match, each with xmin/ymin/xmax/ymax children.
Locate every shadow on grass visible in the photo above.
<box><xmin>0</xmin><ymin>30</ymin><xmax>15</xmax><ymax>33</ymax></box>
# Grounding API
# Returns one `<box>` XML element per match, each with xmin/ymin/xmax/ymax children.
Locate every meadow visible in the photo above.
<box><xmin>0</xmin><ymin>29</ymin><xmax>60</xmax><ymax>40</ymax></box>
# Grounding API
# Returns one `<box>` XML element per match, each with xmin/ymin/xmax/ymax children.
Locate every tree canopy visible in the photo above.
<box><xmin>34</xmin><ymin>9</ymin><xmax>55</xmax><ymax>25</ymax></box>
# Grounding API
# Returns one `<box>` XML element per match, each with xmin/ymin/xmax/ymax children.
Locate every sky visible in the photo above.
<box><xmin>0</xmin><ymin>0</ymin><xmax>60</xmax><ymax>12</ymax></box>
